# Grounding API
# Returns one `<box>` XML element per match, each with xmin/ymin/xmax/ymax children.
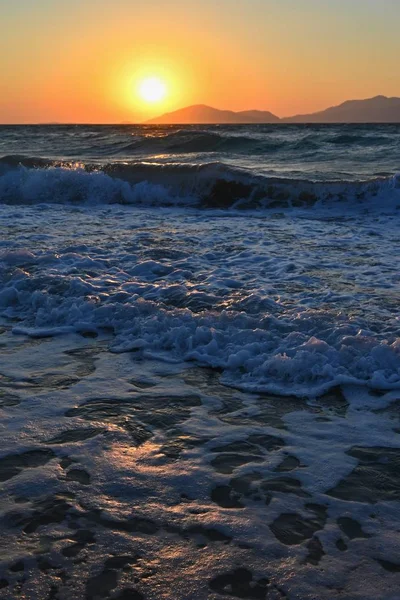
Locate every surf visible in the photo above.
<box><xmin>0</xmin><ymin>156</ymin><xmax>399</xmax><ymax>211</ymax></box>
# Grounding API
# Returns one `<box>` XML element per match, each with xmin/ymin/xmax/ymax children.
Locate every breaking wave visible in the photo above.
<box><xmin>0</xmin><ymin>155</ymin><xmax>399</xmax><ymax>211</ymax></box>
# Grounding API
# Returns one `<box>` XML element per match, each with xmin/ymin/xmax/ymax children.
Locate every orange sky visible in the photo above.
<box><xmin>1</xmin><ymin>0</ymin><xmax>400</xmax><ymax>123</ymax></box>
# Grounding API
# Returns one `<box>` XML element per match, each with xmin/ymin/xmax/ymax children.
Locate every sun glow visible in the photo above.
<box><xmin>138</xmin><ymin>77</ymin><xmax>167</xmax><ymax>103</ymax></box>
<box><xmin>115</xmin><ymin>62</ymin><xmax>190</xmax><ymax>120</ymax></box>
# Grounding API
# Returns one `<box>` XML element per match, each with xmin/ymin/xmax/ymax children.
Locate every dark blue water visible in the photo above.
<box><xmin>1</xmin><ymin>124</ymin><xmax>399</xmax><ymax>182</ymax></box>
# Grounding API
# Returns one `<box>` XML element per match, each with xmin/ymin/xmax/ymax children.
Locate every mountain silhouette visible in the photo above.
<box><xmin>145</xmin><ymin>104</ymin><xmax>279</xmax><ymax>124</ymax></box>
<box><xmin>145</xmin><ymin>96</ymin><xmax>400</xmax><ymax>124</ymax></box>
<box><xmin>283</xmin><ymin>96</ymin><xmax>400</xmax><ymax>123</ymax></box>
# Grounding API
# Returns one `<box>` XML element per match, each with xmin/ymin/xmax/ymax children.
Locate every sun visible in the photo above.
<box><xmin>138</xmin><ymin>77</ymin><xmax>167</xmax><ymax>103</ymax></box>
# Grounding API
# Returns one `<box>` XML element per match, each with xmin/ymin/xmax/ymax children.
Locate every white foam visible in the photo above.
<box><xmin>1</xmin><ymin>201</ymin><xmax>399</xmax><ymax>399</ymax></box>
<box><xmin>0</xmin><ymin>162</ymin><xmax>399</xmax><ymax>211</ymax></box>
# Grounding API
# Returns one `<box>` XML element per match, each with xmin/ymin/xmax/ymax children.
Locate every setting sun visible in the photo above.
<box><xmin>138</xmin><ymin>77</ymin><xmax>167</xmax><ymax>103</ymax></box>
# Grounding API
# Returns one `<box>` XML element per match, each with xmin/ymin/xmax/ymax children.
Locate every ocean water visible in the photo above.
<box><xmin>0</xmin><ymin>124</ymin><xmax>399</xmax><ymax>599</ymax></box>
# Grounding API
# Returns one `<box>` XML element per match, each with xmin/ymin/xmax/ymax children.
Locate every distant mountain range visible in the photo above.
<box><xmin>284</xmin><ymin>95</ymin><xmax>400</xmax><ymax>123</ymax></box>
<box><xmin>145</xmin><ymin>96</ymin><xmax>400</xmax><ymax>124</ymax></box>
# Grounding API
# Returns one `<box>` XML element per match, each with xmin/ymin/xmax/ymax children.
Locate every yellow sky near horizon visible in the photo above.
<box><xmin>1</xmin><ymin>0</ymin><xmax>400</xmax><ymax>123</ymax></box>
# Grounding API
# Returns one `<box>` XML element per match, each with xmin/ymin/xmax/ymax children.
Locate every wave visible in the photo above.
<box><xmin>112</xmin><ymin>130</ymin><xmax>283</xmax><ymax>155</ymax></box>
<box><xmin>0</xmin><ymin>155</ymin><xmax>399</xmax><ymax>211</ymax></box>
<box><xmin>77</xmin><ymin>128</ymin><xmax>400</xmax><ymax>156</ymax></box>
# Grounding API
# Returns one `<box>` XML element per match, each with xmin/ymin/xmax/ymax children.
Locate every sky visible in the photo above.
<box><xmin>1</xmin><ymin>0</ymin><xmax>400</xmax><ymax>123</ymax></box>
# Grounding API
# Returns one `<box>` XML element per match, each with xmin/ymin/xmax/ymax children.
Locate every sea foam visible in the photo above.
<box><xmin>1</xmin><ymin>198</ymin><xmax>399</xmax><ymax>398</ymax></box>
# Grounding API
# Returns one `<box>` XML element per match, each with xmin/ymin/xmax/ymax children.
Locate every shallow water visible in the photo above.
<box><xmin>0</xmin><ymin>203</ymin><xmax>399</xmax><ymax>396</ymax></box>
<box><xmin>0</xmin><ymin>329</ymin><xmax>399</xmax><ymax>599</ymax></box>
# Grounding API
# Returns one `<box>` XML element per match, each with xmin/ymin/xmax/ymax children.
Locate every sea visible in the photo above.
<box><xmin>0</xmin><ymin>124</ymin><xmax>399</xmax><ymax>599</ymax></box>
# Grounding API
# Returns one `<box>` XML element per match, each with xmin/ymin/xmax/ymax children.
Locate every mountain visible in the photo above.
<box><xmin>236</xmin><ymin>110</ymin><xmax>279</xmax><ymax>122</ymax></box>
<box><xmin>145</xmin><ymin>104</ymin><xmax>280</xmax><ymax>124</ymax></box>
<box><xmin>144</xmin><ymin>96</ymin><xmax>400</xmax><ymax>125</ymax></box>
<box><xmin>283</xmin><ymin>95</ymin><xmax>400</xmax><ymax>123</ymax></box>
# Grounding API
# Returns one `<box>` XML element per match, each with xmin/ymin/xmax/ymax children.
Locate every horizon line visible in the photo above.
<box><xmin>2</xmin><ymin>94</ymin><xmax>400</xmax><ymax>126</ymax></box>
<box><xmin>2</xmin><ymin>122</ymin><xmax>400</xmax><ymax>126</ymax></box>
